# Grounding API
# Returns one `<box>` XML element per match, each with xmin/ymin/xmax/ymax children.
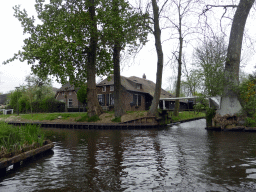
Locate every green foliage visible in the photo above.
<box><xmin>7</xmin><ymin>75</ymin><xmax>63</xmax><ymax>114</ymax></box>
<box><xmin>193</xmin><ymin>36</ymin><xmax>226</xmax><ymax>96</ymax></box>
<box><xmin>99</xmin><ymin>0</ymin><xmax>149</xmax><ymax>52</ymax></box>
<box><xmin>4</xmin><ymin>1</ymin><xmax>116</xmax><ymax>84</ymax></box>
<box><xmin>181</xmin><ymin>70</ymin><xmax>202</xmax><ymax>96</ymax></box>
<box><xmin>238</xmin><ymin>76</ymin><xmax>256</xmax><ymax>117</ymax></box>
<box><xmin>3</xmin><ymin>0</ymin><xmax>149</xmax><ymax>86</ymax></box>
<box><xmin>192</xmin><ymin>95</ymin><xmax>215</xmax><ymax>126</ymax></box>
<box><xmin>193</xmin><ymin>95</ymin><xmax>209</xmax><ymax>113</ymax></box>
<box><xmin>77</xmin><ymin>85</ymin><xmax>87</xmax><ymax>105</ymax></box>
<box><xmin>8</xmin><ymin>89</ymin><xmax>23</xmax><ymax>113</ymax></box>
<box><xmin>205</xmin><ymin>107</ymin><xmax>216</xmax><ymax>126</ymax></box>
<box><xmin>0</xmin><ymin>123</ymin><xmax>45</xmax><ymax>155</ymax></box>
<box><xmin>245</xmin><ymin>117</ymin><xmax>256</xmax><ymax>127</ymax></box>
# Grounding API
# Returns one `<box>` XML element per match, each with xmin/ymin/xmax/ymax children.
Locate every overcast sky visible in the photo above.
<box><xmin>0</xmin><ymin>1</ymin><xmax>255</xmax><ymax>94</ymax></box>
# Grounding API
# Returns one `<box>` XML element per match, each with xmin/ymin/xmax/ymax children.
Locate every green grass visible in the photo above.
<box><xmin>170</xmin><ymin>111</ymin><xmax>205</xmax><ymax>122</ymax></box>
<box><xmin>19</xmin><ymin>112</ymin><xmax>85</xmax><ymax>121</ymax></box>
<box><xmin>76</xmin><ymin>114</ymin><xmax>101</xmax><ymax>122</ymax></box>
<box><xmin>0</xmin><ymin>122</ymin><xmax>45</xmax><ymax>157</ymax></box>
<box><xmin>111</xmin><ymin>117</ymin><xmax>121</xmax><ymax>123</ymax></box>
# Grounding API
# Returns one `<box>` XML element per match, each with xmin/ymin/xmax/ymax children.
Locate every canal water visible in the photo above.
<box><xmin>1</xmin><ymin>119</ymin><xmax>256</xmax><ymax>191</ymax></box>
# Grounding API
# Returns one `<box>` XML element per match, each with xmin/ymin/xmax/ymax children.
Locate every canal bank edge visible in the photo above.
<box><xmin>168</xmin><ymin>117</ymin><xmax>206</xmax><ymax>126</ymax></box>
<box><xmin>0</xmin><ymin>140</ymin><xmax>54</xmax><ymax>176</ymax></box>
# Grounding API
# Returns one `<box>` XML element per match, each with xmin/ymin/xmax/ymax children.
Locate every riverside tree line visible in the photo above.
<box><xmin>3</xmin><ymin>0</ymin><xmax>256</xmax><ymax>124</ymax></box>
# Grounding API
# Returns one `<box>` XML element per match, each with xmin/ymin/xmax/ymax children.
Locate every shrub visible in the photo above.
<box><xmin>239</xmin><ymin>77</ymin><xmax>256</xmax><ymax>117</ymax></box>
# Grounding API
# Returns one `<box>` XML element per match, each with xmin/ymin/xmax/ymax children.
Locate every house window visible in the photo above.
<box><xmin>110</xmin><ymin>85</ymin><xmax>114</xmax><ymax>91</ymax></box>
<box><xmin>133</xmin><ymin>94</ymin><xmax>141</xmax><ymax>106</ymax></box>
<box><xmin>69</xmin><ymin>92</ymin><xmax>72</xmax><ymax>95</ymax></box>
<box><xmin>136</xmin><ymin>84</ymin><xmax>141</xmax><ymax>89</ymax></box>
<box><xmin>68</xmin><ymin>99</ymin><xmax>73</xmax><ymax>108</ymax></box>
<box><xmin>98</xmin><ymin>94</ymin><xmax>105</xmax><ymax>106</ymax></box>
<box><xmin>102</xmin><ymin>86</ymin><xmax>106</xmax><ymax>92</ymax></box>
<box><xmin>110</xmin><ymin>94</ymin><xmax>114</xmax><ymax>105</ymax></box>
<box><xmin>106</xmin><ymin>93</ymin><xmax>114</xmax><ymax>106</ymax></box>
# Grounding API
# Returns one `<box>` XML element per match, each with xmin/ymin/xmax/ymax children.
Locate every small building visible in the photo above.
<box><xmin>96</xmin><ymin>75</ymin><xmax>174</xmax><ymax>111</ymax></box>
<box><xmin>55</xmin><ymin>83</ymin><xmax>83</xmax><ymax>109</ymax></box>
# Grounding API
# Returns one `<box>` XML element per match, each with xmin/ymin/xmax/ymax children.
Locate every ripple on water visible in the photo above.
<box><xmin>2</xmin><ymin>120</ymin><xmax>256</xmax><ymax>191</ymax></box>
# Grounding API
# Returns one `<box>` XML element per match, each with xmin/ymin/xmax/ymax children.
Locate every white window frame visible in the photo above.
<box><xmin>133</xmin><ymin>94</ymin><xmax>141</xmax><ymax>106</ymax></box>
<box><xmin>109</xmin><ymin>93</ymin><xmax>114</xmax><ymax>106</ymax></box>
<box><xmin>136</xmin><ymin>84</ymin><xmax>141</xmax><ymax>89</ymax></box>
<box><xmin>102</xmin><ymin>86</ymin><xmax>106</xmax><ymax>92</ymax></box>
<box><xmin>68</xmin><ymin>98</ymin><xmax>73</xmax><ymax>108</ymax></box>
<box><xmin>110</xmin><ymin>85</ymin><xmax>114</xmax><ymax>91</ymax></box>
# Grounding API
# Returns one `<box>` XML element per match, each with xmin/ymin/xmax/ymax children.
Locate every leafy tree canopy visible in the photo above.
<box><xmin>4</xmin><ymin>0</ymin><xmax>115</xmax><ymax>85</ymax></box>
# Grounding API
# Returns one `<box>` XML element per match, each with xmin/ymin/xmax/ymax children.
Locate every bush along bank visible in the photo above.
<box><xmin>206</xmin><ymin>75</ymin><xmax>256</xmax><ymax>131</ymax></box>
<box><xmin>0</xmin><ymin>122</ymin><xmax>45</xmax><ymax>159</ymax></box>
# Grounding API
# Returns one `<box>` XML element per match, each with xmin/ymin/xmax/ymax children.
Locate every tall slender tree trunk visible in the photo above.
<box><xmin>173</xmin><ymin>4</ymin><xmax>183</xmax><ymax>116</ymax></box>
<box><xmin>173</xmin><ymin>37</ymin><xmax>183</xmax><ymax>116</ymax></box>
<box><xmin>87</xmin><ymin>0</ymin><xmax>103</xmax><ymax>117</ymax></box>
<box><xmin>148</xmin><ymin>0</ymin><xmax>164</xmax><ymax>117</ymax></box>
<box><xmin>217</xmin><ymin>0</ymin><xmax>255</xmax><ymax>116</ymax></box>
<box><xmin>113</xmin><ymin>41</ymin><xmax>125</xmax><ymax>118</ymax></box>
<box><xmin>112</xmin><ymin>0</ymin><xmax>125</xmax><ymax>118</ymax></box>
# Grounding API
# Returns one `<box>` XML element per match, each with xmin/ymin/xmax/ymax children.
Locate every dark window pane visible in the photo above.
<box><xmin>138</xmin><ymin>95</ymin><xmax>141</xmax><ymax>106</ymax></box>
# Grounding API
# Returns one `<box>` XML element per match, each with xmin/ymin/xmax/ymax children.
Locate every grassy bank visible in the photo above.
<box><xmin>0</xmin><ymin>123</ymin><xmax>45</xmax><ymax>159</ymax></box>
<box><xmin>169</xmin><ymin>111</ymin><xmax>205</xmax><ymax>122</ymax></box>
<box><xmin>0</xmin><ymin>111</ymin><xmax>205</xmax><ymax>125</ymax></box>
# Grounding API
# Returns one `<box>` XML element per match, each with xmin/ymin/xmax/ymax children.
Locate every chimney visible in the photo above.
<box><xmin>143</xmin><ymin>73</ymin><xmax>146</xmax><ymax>79</ymax></box>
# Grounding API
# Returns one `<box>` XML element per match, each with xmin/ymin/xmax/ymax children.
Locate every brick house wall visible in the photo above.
<box><xmin>96</xmin><ymin>85</ymin><xmax>146</xmax><ymax>111</ymax></box>
<box><xmin>55</xmin><ymin>90</ymin><xmax>81</xmax><ymax>108</ymax></box>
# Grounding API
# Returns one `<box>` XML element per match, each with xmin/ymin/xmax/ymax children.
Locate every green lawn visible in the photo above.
<box><xmin>20</xmin><ymin>112</ymin><xmax>85</xmax><ymax>121</ymax></box>
<box><xmin>169</xmin><ymin>111</ymin><xmax>205</xmax><ymax>122</ymax></box>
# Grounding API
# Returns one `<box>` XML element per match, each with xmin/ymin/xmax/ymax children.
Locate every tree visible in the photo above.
<box><xmin>181</xmin><ymin>70</ymin><xmax>202</xmax><ymax>96</ymax></box>
<box><xmin>163</xmin><ymin>0</ymin><xmax>200</xmax><ymax>116</ymax></box>
<box><xmin>25</xmin><ymin>76</ymin><xmax>37</xmax><ymax>115</ymax></box>
<box><xmin>4</xmin><ymin>0</ymin><xmax>114</xmax><ymax>117</ymax></box>
<box><xmin>148</xmin><ymin>0</ymin><xmax>165</xmax><ymax>117</ymax></box>
<box><xmin>216</xmin><ymin>0</ymin><xmax>255</xmax><ymax>116</ymax></box>
<box><xmin>101</xmin><ymin>0</ymin><xmax>149</xmax><ymax>117</ymax></box>
<box><xmin>193</xmin><ymin>36</ymin><xmax>227</xmax><ymax>96</ymax></box>
<box><xmin>77</xmin><ymin>84</ymin><xmax>87</xmax><ymax>111</ymax></box>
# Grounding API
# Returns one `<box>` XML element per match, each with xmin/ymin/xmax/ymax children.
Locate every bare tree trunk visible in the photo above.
<box><xmin>113</xmin><ymin>42</ymin><xmax>125</xmax><ymax>118</ymax></box>
<box><xmin>173</xmin><ymin>3</ymin><xmax>183</xmax><ymax>116</ymax></box>
<box><xmin>148</xmin><ymin>0</ymin><xmax>164</xmax><ymax>117</ymax></box>
<box><xmin>173</xmin><ymin>36</ymin><xmax>183</xmax><ymax>116</ymax></box>
<box><xmin>87</xmin><ymin>0</ymin><xmax>103</xmax><ymax>117</ymax></box>
<box><xmin>217</xmin><ymin>0</ymin><xmax>255</xmax><ymax>116</ymax></box>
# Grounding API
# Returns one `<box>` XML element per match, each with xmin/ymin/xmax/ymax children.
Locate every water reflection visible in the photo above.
<box><xmin>1</xmin><ymin>119</ymin><xmax>256</xmax><ymax>191</ymax></box>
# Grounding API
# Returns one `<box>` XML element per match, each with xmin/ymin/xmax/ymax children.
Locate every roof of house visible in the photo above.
<box><xmin>97</xmin><ymin>75</ymin><xmax>173</xmax><ymax>98</ymax></box>
<box><xmin>57</xmin><ymin>83</ymin><xmax>80</xmax><ymax>92</ymax></box>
